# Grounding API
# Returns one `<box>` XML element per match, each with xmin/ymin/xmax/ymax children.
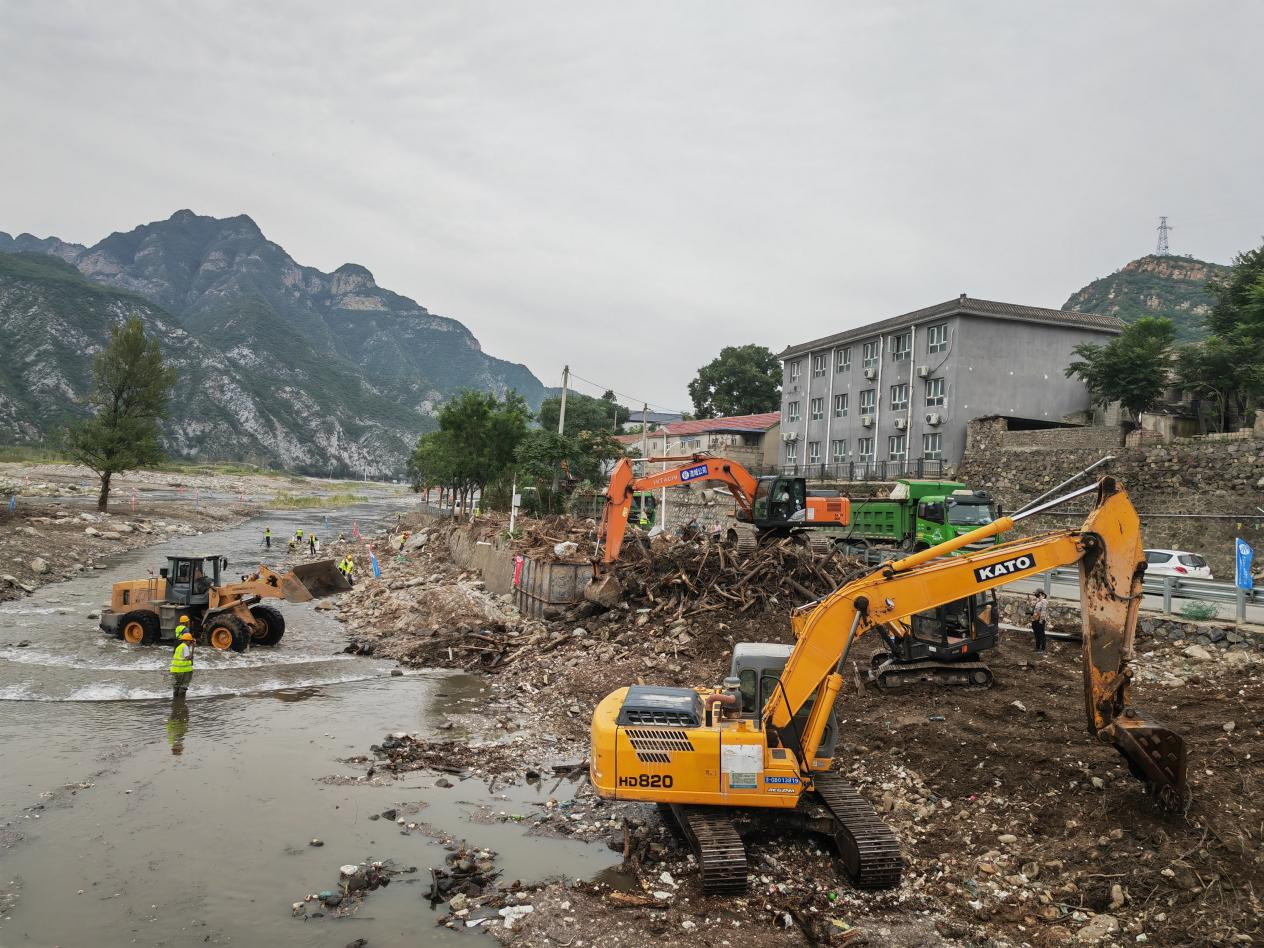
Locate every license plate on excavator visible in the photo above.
<box><xmin>280</xmin><ymin>560</ymin><xmax>350</xmax><ymax>601</ymax></box>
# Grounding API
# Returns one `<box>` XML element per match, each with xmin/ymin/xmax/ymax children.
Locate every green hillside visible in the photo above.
<box><xmin>1062</xmin><ymin>255</ymin><xmax>1229</xmax><ymax>342</ymax></box>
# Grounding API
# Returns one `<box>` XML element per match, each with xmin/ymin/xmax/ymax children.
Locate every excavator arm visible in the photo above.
<box><xmin>596</xmin><ymin>454</ymin><xmax>761</xmax><ymax>565</ymax></box>
<box><xmin>766</xmin><ymin>477</ymin><xmax>1189</xmax><ymax>811</ymax></box>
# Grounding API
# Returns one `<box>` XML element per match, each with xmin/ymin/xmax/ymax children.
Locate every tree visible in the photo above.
<box><xmin>514</xmin><ymin>428</ymin><xmax>625</xmax><ymax>513</ymax></box>
<box><xmin>1187</xmin><ymin>240</ymin><xmax>1264</xmax><ymax>430</ymax></box>
<box><xmin>407</xmin><ymin>391</ymin><xmax>530</xmax><ymax>513</ymax></box>
<box><xmin>1065</xmin><ymin>317</ymin><xmax>1176</xmax><ymax>426</ymax></box>
<box><xmin>1177</xmin><ymin>334</ymin><xmax>1264</xmax><ymax>433</ymax></box>
<box><xmin>64</xmin><ymin>317</ymin><xmax>177</xmax><ymax>511</ymax></box>
<box><xmin>688</xmin><ymin>344</ymin><xmax>780</xmax><ymax>419</ymax></box>
<box><xmin>537</xmin><ymin>391</ymin><xmax>625</xmax><ymax>435</ymax></box>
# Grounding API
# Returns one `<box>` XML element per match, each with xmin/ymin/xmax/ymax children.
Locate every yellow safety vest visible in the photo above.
<box><xmin>170</xmin><ymin>641</ymin><xmax>193</xmax><ymax>674</ymax></box>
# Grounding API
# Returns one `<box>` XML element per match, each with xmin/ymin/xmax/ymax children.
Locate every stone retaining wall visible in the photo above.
<box><xmin>997</xmin><ymin>591</ymin><xmax>1263</xmax><ymax>652</ymax></box>
<box><xmin>959</xmin><ymin>417</ymin><xmax>1264</xmax><ymax>575</ymax></box>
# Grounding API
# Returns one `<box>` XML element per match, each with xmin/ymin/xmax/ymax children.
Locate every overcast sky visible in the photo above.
<box><xmin>2</xmin><ymin>1</ymin><xmax>1261</xmax><ymax>413</ymax></box>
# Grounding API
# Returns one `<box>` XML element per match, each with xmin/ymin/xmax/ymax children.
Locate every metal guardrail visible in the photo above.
<box><xmin>1034</xmin><ymin>567</ymin><xmax>1259</xmax><ymax>621</ymax></box>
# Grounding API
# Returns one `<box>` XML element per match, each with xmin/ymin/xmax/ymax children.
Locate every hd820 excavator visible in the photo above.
<box><xmin>590</xmin><ymin>477</ymin><xmax>1189</xmax><ymax>894</ymax></box>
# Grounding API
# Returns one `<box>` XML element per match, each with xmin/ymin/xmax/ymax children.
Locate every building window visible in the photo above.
<box><xmin>786</xmin><ymin>441</ymin><xmax>798</xmax><ymax>462</ymax></box>
<box><xmin>927</xmin><ymin>323</ymin><xmax>949</xmax><ymax>353</ymax></box>
<box><xmin>833</xmin><ymin>393</ymin><xmax>848</xmax><ymax>417</ymax></box>
<box><xmin>787</xmin><ymin>401</ymin><xmax>800</xmax><ymax>423</ymax></box>
<box><xmin>836</xmin><ymin>347</ymin><xmax>851</xmax><ymax>372</ymax></box>
<box><xmin>925</xmin><ymin>377</ymin><xmax>945</xmax><ymax>406</ymax></box>
<box><xmin>862</xmin><ymin>341</ymin><xmax>879</xmax><ymax>369</ymax></box>
<box><xmin>889</xmin><ymin>383</ymin><xmax>909</xmax><ymax>413</ymax></box>
<box><xmin>808</xmin><ymin>441</ymin><xmax>821</xmax><ymax>464</ymax></box>
<box><xmin>923</xmin><ymin>432</ymin><xmax>943</xmax><ymax>459</ymax></box>
<box><xmin>858</xmin><ymin>437</ymin><xmax>875</xmax><ymax>461</ymax></box>
<box><xmin>891</xmin><ymin>331</ymin><xmax>911</xmax><ymax>361</ymax></box>
<box><xmin>859</xmin><ymin>389</ymin><xmax>876</xmax><ymax>414</ymax></box>
<box><xmin>789</xmin><ymin>360</ymin><xmax>802</xmax><ymax>379</ymax></box>
<box><xmin>831</xmin><ymin>439</ymin><xmax>847</xmax><ymax>462</ymax></box>
<box><xmin>812</xmin><ymin>355</ymin><xmax>826</xmax><ymax>378</ymax></box>
<box><xmin>810</xmin><ymin>397</ymin><xmax>824</xmax><ymax>421</ymax></box>
<box><xmin>888</xmin><ymin>434</ymin><xmax>907</xmax><ymax>461</ymax></box>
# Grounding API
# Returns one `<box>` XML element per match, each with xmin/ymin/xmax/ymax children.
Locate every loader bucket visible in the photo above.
<box><xmin>279</xmin><ymin>560</ymin><xmax>351</xmax><ymax>602</ymax></box>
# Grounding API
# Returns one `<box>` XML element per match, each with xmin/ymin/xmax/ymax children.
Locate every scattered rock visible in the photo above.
<box><xmin>29</xmin><ymin>557</ymin><xmax>49</xmax><ymax>575</ymax></box>
<box><xmin>1182</xmin><ymin>644</ymin><xmax>1213</xmax><ymax>662</ymax></box>
<box><xmin>309</xmin><ymin>838</ymin><xmax>324</xmax><ymax>847</ymax></box>
<box><xmin>1076</xmin><ymin>913</ymin><xmax>1120</xmax><ymax>943</ymax></box>
<box><xmin>1223</xmin><ymin>721</ymin><xmax>1236</xmax><ymax>733</ymax></box>
<box><xmin>435</xmin><ymin>777</ymin><xmax>453</xmax><ymax>789</ymax></box>
<box><xmin>390</xmin><ymin>668</ymin><xmax>403</xmax><ymax>677</ymax></box>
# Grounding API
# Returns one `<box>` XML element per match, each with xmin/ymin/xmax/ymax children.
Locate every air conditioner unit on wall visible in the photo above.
<box><xmin>863</xmin><ymin>367</ymin><xmax>877</xmax><ymax>380</ymax></box>
<box><xmin>894</xmin><ymin>418</ymin><xmax>907</xmax><ymax>430</ymax></box>
<box><xmin>925</xmin><ymin>413</ymin><xmax>942</xmax><ymax>426</ymax></box>
<box><xmin>916</xmin><ymin>365</ymin><xmax>930</xmax><ymax>378</ymax></box>
<box><xmin>781</xmin><ymin>431</ymin><xmax>799</xmax><ymax>442</ymax></box>
<box><xmin>861</xmin><ymin>415</ymin><xmax>875</xmax><ymax>428</ymax></box>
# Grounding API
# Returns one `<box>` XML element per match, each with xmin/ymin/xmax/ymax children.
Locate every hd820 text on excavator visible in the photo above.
<box><xmin>589</xmin><ymin>477</ymin><xmax>1189</xmax><ymax>895</ymax></box>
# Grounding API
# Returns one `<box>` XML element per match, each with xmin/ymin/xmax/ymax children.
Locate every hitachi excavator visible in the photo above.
<box><xmin>590</xmin><ymin>478</ymin><xmax>1189</xmax><ymax>894</ymax></box>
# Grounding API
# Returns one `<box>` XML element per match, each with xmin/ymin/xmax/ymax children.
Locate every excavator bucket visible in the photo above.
<box><xmin>279</xmin><ymin>560</ymin><xmax>351</xmax><ymax>602</ymax></box>
<box><xmin>1079</xmin><ymin>478</ymin><xmax>1190</xmax><ymax>813</ymax></box>
<box><xmin>584</xmin><ymin>572</ymin><xmax>624</xmax><ymax>608</ymax></box>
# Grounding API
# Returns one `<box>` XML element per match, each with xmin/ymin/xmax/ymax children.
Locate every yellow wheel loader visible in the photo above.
<box><xmin>590</xmin><ymin>477</ymin><xmax>1190</xmax><ymax>894</ymax></box>
<box><xmin>100</xmin><ymin>555</ymin><xmax>350</xmax><ymax>652</ymax></box>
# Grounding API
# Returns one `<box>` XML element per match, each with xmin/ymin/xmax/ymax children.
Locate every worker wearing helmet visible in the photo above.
<box><xmin>338</xmin><ymin>555</ymin><xmax>355</xmax><ymax>588</ymax></box>
<box><xmin>170</xmin><ymin>617</ymin><xmax>195</xmax><ymax>698</ymax></box>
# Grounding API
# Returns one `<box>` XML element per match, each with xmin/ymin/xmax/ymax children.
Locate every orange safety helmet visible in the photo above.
<box><xmin>179</xmin><ymin>632</ymin><xmax>194</xmax><ymax>642</ymax></box>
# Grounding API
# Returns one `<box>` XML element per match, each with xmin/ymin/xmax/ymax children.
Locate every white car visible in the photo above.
<box><xmin>1144</xmin><ymin>549</ymin><xmax>1213</xmax><ymax>580</ymax></box>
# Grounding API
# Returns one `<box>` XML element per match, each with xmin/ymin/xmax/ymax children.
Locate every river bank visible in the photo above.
<box><xmin>335</xmin><ymin>513</ymin><xmax>1264</xmax><ymax>947</ymax></box>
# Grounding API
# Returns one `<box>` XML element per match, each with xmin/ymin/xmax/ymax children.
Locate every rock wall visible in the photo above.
<box><xmin>958</xmin><ymin>417</ymin><xmax>1264</xmax><ymax>575</ymax></box>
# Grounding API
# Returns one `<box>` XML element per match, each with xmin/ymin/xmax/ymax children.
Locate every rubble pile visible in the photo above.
<box><xmin>291</xmin><ymin>859</ymin><xmax>407</xmax><ymax>919</ymax></box>
<box><xmin>611</xmin><ymin>535</ymin><xmax>867</xmax><ymax>620</ymax></box>
<box><xmin>333</xmin><ymin>513</ymin><xmax>1264</xmax><ymax>947</ymax></box>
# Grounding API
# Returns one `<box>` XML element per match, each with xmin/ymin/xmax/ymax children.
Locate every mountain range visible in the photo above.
<box><xmin>0</xmin><ymin>211</ymin><xmax>545</xmax><ymax>475</ymax></box>
<box><xmin>1062</xmin><ymin>254</ymin><xmax>1228</xmax><ymax>341</ymax></box>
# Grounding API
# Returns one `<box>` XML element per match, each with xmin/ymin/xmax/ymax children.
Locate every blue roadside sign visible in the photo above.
<box><xmin>1236</xmin><ymin>538</ymin><xmax>1254</xmax><ymax>590</ymax></box>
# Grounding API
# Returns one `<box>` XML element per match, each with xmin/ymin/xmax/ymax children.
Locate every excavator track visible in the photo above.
<box><xmin>668</xmin><ymin>805</ymin><xmax>748</xmax><ymax>895</ymax></box>
<box><xmin>870</xmin><ymin>658</ymin><xmax>994</xmax><ymax>690</ymax></box>
<box><xmin>812</xmin><ymin>774</ymin><xmax>903</xmax><ymax>890</ymax></box>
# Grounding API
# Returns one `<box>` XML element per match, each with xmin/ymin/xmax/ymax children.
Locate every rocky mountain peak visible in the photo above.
<box><xmin>330</xmin><ymin>263</ymin><xmax>377</xmax><ymax>294</ymax></box>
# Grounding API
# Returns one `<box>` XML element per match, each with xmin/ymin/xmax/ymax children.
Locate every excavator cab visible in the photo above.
<box><xmin>732</xmin><ymin>643</ymin><xmax>838</xmax><ymax>768</ymax></box>
<box><xmin>869</xmin><ymin>591</ymin><xmax>999</xmax><ymax>688</ymax></box>
<box><xmin>749</xmin><ymin>476</ymin><xmax>806</xmax><ymax>529</ymax></box>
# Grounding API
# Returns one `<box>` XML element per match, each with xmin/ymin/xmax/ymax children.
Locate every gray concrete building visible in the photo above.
<box><xmin>777</xmin><ymin>295</ymin><xmax>1123</xmax><ymax>476</ymax></box>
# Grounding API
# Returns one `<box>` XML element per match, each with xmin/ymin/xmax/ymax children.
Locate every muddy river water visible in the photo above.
<box><xmin>0</xmin><ymin>499</ymin><xmax>618</xmax><ymax>947</ymax></box>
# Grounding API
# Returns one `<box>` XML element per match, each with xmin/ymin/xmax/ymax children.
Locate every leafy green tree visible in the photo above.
<box><xmin>688</xmin><ymin>344</ymin><xmax>780</xmax><ymax>419</ymax></box>
<box><xmin>64</xmin><ymin>317</ymin><xmax>177</xmax><ymax>511</ymax></box>
<box><xmin>514</xmin><ymin>429</ymin><xmax>625</xmax><ymax>513</ymax></box>
<box><xmin>1187</xmin><ymin>240</ymin><xmax>1264</xmax><ymax>430</ymax></box>
<box><xmin>407</xmin><ymin>391</ymin><xmax>530</xmax><ymax>512</ymax></box>
<box><xmin>537</xmin><ymin>391</ymin><xmax>627</xmax><ymax>435</ymax></box>
<box><xmin>1177</xmin><ymin>334</ymin><xmax>1264</xmax><ymax>432</ymax></box>
<box><xmin>1065</xmin><ymin>317</ymin><xmax>1176</xmax><ymax>426</ymax></box>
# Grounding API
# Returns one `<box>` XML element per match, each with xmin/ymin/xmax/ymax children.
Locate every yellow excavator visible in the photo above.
<box><xmin>590</xmin><ymin>477</ymin><xmax>1189</xmax><ymax>893</ymax></box>
<box><xmin>99</xmin><ymin>554</ymin><xmax>349</xmax><ymax>651</ymax></box>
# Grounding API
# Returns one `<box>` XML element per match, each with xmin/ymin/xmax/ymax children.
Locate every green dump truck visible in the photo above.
<box><xmin>834</xmin><ymin>479</ymin><xmax>998</xmax><ymax>555</ymax></box>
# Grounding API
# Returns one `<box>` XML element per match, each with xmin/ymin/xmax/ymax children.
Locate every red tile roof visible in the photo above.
<box><xmin>658</xmin><ymin>411</ymin><xmax>781</xmax><ymax>436</ymax></box>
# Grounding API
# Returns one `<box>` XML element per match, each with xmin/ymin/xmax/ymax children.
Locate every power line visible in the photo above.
<box><xmin>564</xmin><ymin>368</ymin><xmax>689</xmax><ymax>417</ymax></box>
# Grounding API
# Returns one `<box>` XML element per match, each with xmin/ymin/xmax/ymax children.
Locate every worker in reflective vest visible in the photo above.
<box><xmin>339</xmin><ymin>556</ymin><xmax>355</xmax><ymax>587</ymax></box>
<box><xmin>170</xmin><ymin>619</ymin><xmax>194</xmax><ymax>698</ymax></box>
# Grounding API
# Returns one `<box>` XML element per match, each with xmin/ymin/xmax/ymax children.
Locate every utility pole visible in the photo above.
<box><xmin>557</xmin><ymin>365</ymin><xmax>570</xmax><ymax>435</ymax></box>
<box><xmin>1156</xmin><ymin>216</ymin><xmax>1172</xmax><ymax>256</ymax></box>
<box><xmin>640</xmin><ymin>403</ymin><xmax>649</xmax><ymax>460</ymax></box>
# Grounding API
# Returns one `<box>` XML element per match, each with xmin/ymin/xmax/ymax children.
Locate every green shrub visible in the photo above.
<box><xmin>1179</xmin><ymin>600</ymin><xmax>1219</xmax><ymax>621</ymax></box>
